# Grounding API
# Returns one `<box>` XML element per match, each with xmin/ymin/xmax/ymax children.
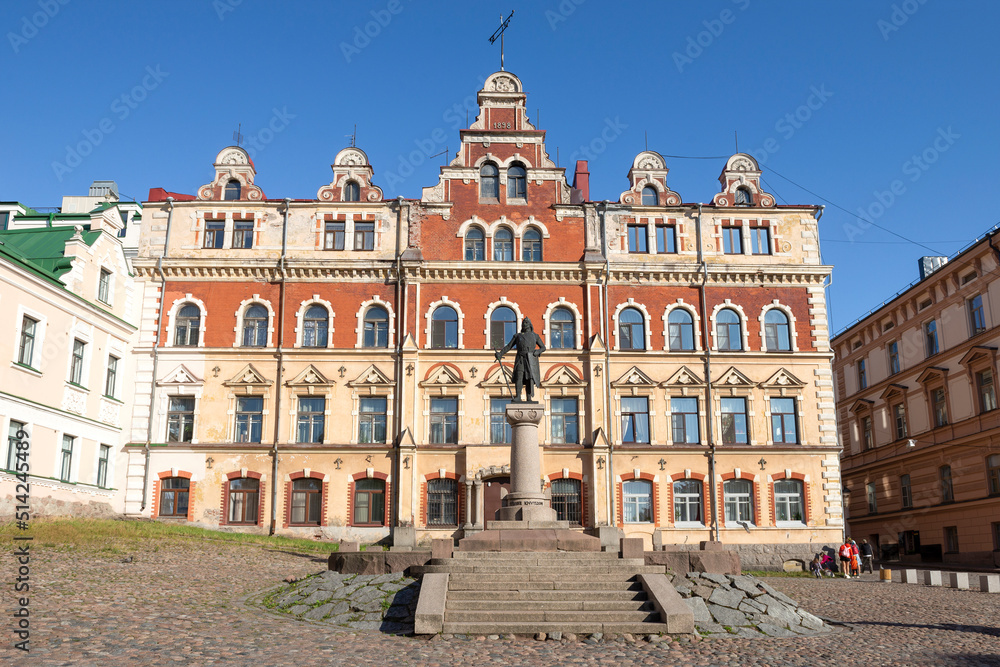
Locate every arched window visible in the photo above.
<box><xmin>353</xmin><ymin>478</ymin><xmax>385</xmax><ymax>526</ymax></box>
<box><xmin>734</xmin><ymin>187</ymin><xmax>752</xmax><ymax>206</ymax></box>
<box><xmin>764</xmin><ymin>309</ymin><xmax>791</xmax><ymax>351</ymax></box>
<box><xmin>465</xmin><ymin>227</ymin><xmax>485</xmax><ymax>261</ymax></box>
<box><xmin>551</xmin><ymin>478</ymin><xmax>581</xmax><ymax>524</ymax></box>
<box><xmin>490</xmin><ymin>306</ymin><xmax>517</xmax><ymax>349</ymax></box>
<box><xmin>641</xmin><ymin>186</ymin><xmax>658</xmax><ymax>206</ymax></box>
<box><xmin>228</xmin><ymin>477</ymin><xmax>260</xmax><ymax>525</ymax></box>
<box><xmin>242</xmin><ymin>304</ymin><xmax>268</xmax><ymax>347</ymax></box>
<box><xmin>159</xmin><ymin>477</ymin><xmax>189</xmax><ymax>517</ymax></box>
<box><xmin>619</xmin><ymin>307</ymin><xmax>645</xmax><ymax>351</ymax></box>
<box><xmin>667</xmin><ymin>309</ymin><xmax>695</xmax><ymax>351</ymax></box>
<box><xmin>363</xmin><ymin>306</ymin><xmax>389</xmax><ymax>348</ymax></box>
<box><xmin>431</xmin><ymin>306</ymin><xmax>458</xmax><ymax>349</ymax></box>
<box><xmin>494</xmin><ymin>228</ymin><xmax>513</xmax><ymax>261</ymax></box>
<box><xmin>774</xmin><ymin>479</ymin><xmax>804</xmax><ymax>523</ymax></box>
<box><xmin>344</xmin><ymin>181</ymin><xmax>360</xmax><ymax>202</ymax></box>
<box><xmin>550</xmin><ymin>307</ymin><xmax>575</xmax><ymax>349</ymax></box>
<box><xmin>522</xmin><ymin>228</ymin><xmax>542</xmax><ymax>262</ymax></box>
<box><xmin>302</xmin><ymin>304</ymin><xmax>328</xmax><ymax>348</ymax></box>
<box><xmin>290</xmin><ymin>478</ymin><xmax>322</xmax><ymax>525</ymax></box>
<box><xmin>508</xmin><ymin>163</ymin><xmax>527</xmax><ymax>199</ymax></box>
<box><xmin>480</xmin><ymin>163</ymin><xmax>499</xmax><ymax>199</ymax></box>
<box><xmin>673</xmin><ymin>479</ymin><xmax>703</xmax><ymax>524</ymax></box>
<box><xmin>174</xmin><ymin>304</ymin><xmax>201</xmax><ymax>346</ymax></box>
<box><xmin>716</xmin><ymin>308</ymin><xmax>742</xmax><ymax>351</ymax></box>
<box><xmin>623</xmin><ymin>479</ymin><xmax>653</xmax><ymax>523</ymax></box>
<box><xmin>723</xmin><ymin>479</ymin><xmax>754</xmax><ymax>524</ymax></box>
<box><xmin>224</xmin><ymin>180</ymin><xmax>241</xmax><ymax>201</ymax></box>
<box><xmin>427</xmin><ymin>478</ymin><xmax>458</xmax><ymax>526</ymax></box>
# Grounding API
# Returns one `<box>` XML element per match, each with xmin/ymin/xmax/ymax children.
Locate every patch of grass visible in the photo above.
<box><xmin>0</xmin><ymin>518</ymin><xmax>341</xmax><ymax>554</ymax></box>
<box><xmin>744</xmin><ymin>569</ymin><xmax>812</xmax><ymax>578</ymax></box>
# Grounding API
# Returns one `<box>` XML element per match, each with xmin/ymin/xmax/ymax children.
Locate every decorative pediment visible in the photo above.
<box><xmin>879</xmin><ymin>383</ymin><xmax>908</xmax><ymax>401</ymax></box>
<box><xmin>316</xmin><ymin>147</ymin><xmax>383</xmax><ymax>202</ymax></box>
<box><xmin>761</xmin><ymin>368</ymin><xmax>805</xmax><ymax>388</ymax></box>
<box><xmin>663</xmin><ymin>365</ymin><xmax>704</xmax><ymax>387</ymax></box>
<box><xmin>479</xmin><ymin>364</ymin><xmax>514</xmax><ymax>390</ymax></box>
<box><xmin>542</xmin><ymin>364</ymin><xmax>584</xmax><ymax>387</ymax></box>
<box><xmin>711</xmin><ymin>153</ymin><xmax>775</xmax><ymax>207</ymax></box>
<box><xmin>589</xmin><ymin>334</ymin><xmax>606</xmax><ymax>353</ymax></box>
<box><xmin>287</xmin><ymin>365</ymin><xmax>334</xmax><ymax>387</ymax></box>
<box><xmin>197</xmin><ymin>146</ymin><xmax>265</xmax><ymax>201</ymax></box>
<box><xmin>396</xmin><ymin>427</ymin><xmax>416</xmax><ymax>448</ymax></box>
<box><xmin>715</xmin><ymin>366</ymin><xmax>754</xmax><ymax>387</ymax></box>
<box><xmin>959</xmin><ymin>345</ymin><xmax>997</xmax><ymax>368</ymax></box>
<box><xmin>916</xmin><ymin>366</ymin><xmax>949</xmax><ymax>385</ymax></box>
<box><xmin>223</xmin><ymin>363</ymin><xmax>271</xmax><ymax>387</ymax></box>
<box><xmin>611</xmin><ymin>366</ymin><xmax>657</xmax><ymax>388</ymax></box>
<box><xmin>850</xmin><ymin>398</ymin><xmax>875</xmax><ymax>414</ymax></box>
<box><xmin>348</xmin><ymin>364</ymin><xmax>393</xmax><ymax>387</ymax></box>
<box><xmin>158</xmin><ymin>364</ymin><xmax>202</xmax><ymax>386</ymax></box>
<box><xmin>419</xmin><ymin>363</ymin><xmax>466</xmax><ymax>388</ymax></box>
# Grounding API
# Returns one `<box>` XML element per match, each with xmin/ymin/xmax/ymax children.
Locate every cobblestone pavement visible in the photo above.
<box><xmin>3</xmin><ymin>542</ymin><xmax>999</xmax><ymax>666</ymax></box>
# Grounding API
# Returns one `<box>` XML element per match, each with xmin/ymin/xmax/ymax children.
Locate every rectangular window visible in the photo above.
<box><xmin>724</xmin><ymin>480</ymin><xmax>754</xmax><ymax>523</ymax></box>
<box><xmin>621</xmin><ymin>397</ymin><xmax>649</xmax><ymax>444</ymax></box>
<box><xmin>900</xmin><ymin>474</ymin><xmax>912</xmax><ymax>509</ymax></box>
<box><xmin>993</xmin><ymin>522</ymin><xmax>1000</xmax><ymax>551</ymax></box>
<box><xmin>750</xmin><ymin>226</ymin><xmax>771</xmax><ymax>255</ymax></box>
<box><xmin>490</xmin><ymin>398</ymin><xmax>512</xmax><ymax>444</ymax></box>
<box><xmin>866</xmin><ymin>482</ymin><xmax>877</xmax><ymax>514</ymax></box>
<box><xmin>70</xmin><ymin>339</ymin><xmax>86</xmax><ymax>385</ymax></box>
<box><xmin>297</xmin><ymin>397</ymin><xmax>325</xmax><ymax>444</ymax></box>
<box><xmin>940</xmin><ymin>466</ymin><xmax>954</xmax><ymax>502</ymax></box>
<box><xmin>774</xmin><ymin>480</ymin><xmax>805</xmax><ymax>523</ymax></box>
<box><xmin>204</xmin><ymin>220</ymin><xmax>224</xmax><ymax>248</ymax></box>
<box><xmin>627</xmin><ymin>223</ymin><xmax>648</xmax><ymax>253</ymax></box>
<box><xmin>933</xmin><ymin>388</ymin><xmax>948</xmax><ymax>427</ymax></box>
<box><xmin>978</xmin><ymin>370</ymin><xmax>997</xmax><ymax>413</ymax></box>
<box><xmin>18</xmin><ymin>316</ymin><xmax>37</xmax><ymax>367</ymax></box>
<box><xmin>232</xmin><ymin>219</ymin><xmax>254</xmax><ymax>249</ymax></box>
<box><xmin>550</xmin><ymin>478</ymin><xmax>582</xmax><ymax>524</ymax></box>
<box><xmin>104</xmin><ymin>356</ymin><xmax>119</xmax><ymax>398</ymax></box>
<box><xmin>60</xmin><ymin>434</ymin><xmax>74</xmax><ymax>482</ymax></box>
<box><xmin>888</xmin><ymin>341</ymin><xmax>900</xmax><ymax>375</ymax></box>
<box><xmin>427</xmin><ymin>479</ymin><xmax>458</xmax><ymax>526</ymax></box>
<box><xmin>235</xmin><ymin>397</ymin><xmax>263</xmax><ymax>443</ymax></box>
<box><xmin>98</xmin><ymin>269</ymin><xmax>112</xmax><ymax>304</ymax></box>
<box><xmin>944</xmin><ymin>526</ymin><xmax>959</xmax><ymax>553</ymax></box>
<box><xmin>97</xmin><ymin>444</ymin><xmax>110</xmax><ymax>488</ymax></box>
<box><xmin>291</xmin><ymin>479</ymin><xmax>322</xmax><ymax>525</ymax></box>
<box><xmin>670</xmin><ymin>397</ymin><xmax>699</xmax><ymax>444</ymax></box>
<box><xmin>673</xmin><ymin>480</ymin><xmax>703</xmax><ymax>524</ymax></box>
<box><xmin>353</xmin><ymin>479</ymin><xmax>385</xmax><ymax>526</ymax></box>
<box><xmin>6</xmin><ymin>420</ymin><xmax>25</xmax><ymax>470</ymax></box>
<box><xmin>721</xmin><ymin>397</ymin><xmax>748</xmax><ymax>444</ymax></box>
<box><xmin>989</xmin><ymin>455</ymin><xmax>1000</xmax><ymax>495</ymax></box>
<box><xmin>770</xmin><ymin>397</ymin><xmax>798</xmax><ymax>444</ymax></box>
<box><xmin>354</xmin><ymin>221</ymin><xmax>375</xmax><ymax>250</ymax></box>
<box><xmin>893</xmin><ymin>403</ymin><xmax>907</xmax><ymax>440</ymax></box>
<box><xmin>623</xmin><ymin>479</ymin><xmax>653</xmax><ymax>523</ymax></box>
<box><xmin>969</xmin><ymin>295</ymin><xmax>986</xmax><ymax>336</ymax></box>
<box><xmin>550</xmin><ymin>397</ymin><xmax>579</xmax><ymax>444</ymax></box>
<box><xmin>655</xmin><ymin>224</ymin><xmax>676</xmax><ymax>253</ymax></box>
<box><xmin>167</xmin><ymin>397</ymin><xmax>195</xmax><ymax>442</ymax></box>
<box><xmin>722</xmin><ymin>225</ymin><xmax>742</xmax><ymax>254</ymax></box>
<box><xmin>359</xmin><ymin>397</ymin><xmax>387</xmax><ymax>444</ymax></box>
<box><xmin>324</xmin><ymin>221</ymin><xmax>345</xmax><ymax>250</ymax></box>
<box><xmin>430</xmin><ymin>398</ymin><xmax>458</xmax><ymax>444</ymax></box>
<box><xmin>862</xmin><ymin>416</ymin><xmax>874</xmax><ymax>450</ymax></box>
<box><xmin>925</xmin><ymin>320</ymin><xmax>938</xmax><ymax>357</ymax></box>
<box><xmin>0</xmin><ymin>212</ymin><xmax>8</xmax><ymax>230</ymax></box>
<box><xmin>857</xmin><ymin>358</ymin><xmax>867</xmax><ymax>390</ymax></box>
<box><xmin>228</xmin><ymin>478</ymin><xmax>260</xmax><ymax>525</ymax></box>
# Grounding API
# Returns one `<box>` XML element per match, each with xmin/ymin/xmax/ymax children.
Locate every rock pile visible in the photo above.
<box><xmin>674</xmin><ymin>572</ymin><xmax>833</xmax><ymax>638</ymax></box>
<box><xmin>260</xmin><ymin>571</ymin><xmax>419</xmax><ymax>634</ymax></box>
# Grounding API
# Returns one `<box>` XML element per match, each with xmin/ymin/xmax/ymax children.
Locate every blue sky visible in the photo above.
<box><xmin>2</xmin><ymin>0</ymin><xmax>998</xmax><ymax>333</ymax></box>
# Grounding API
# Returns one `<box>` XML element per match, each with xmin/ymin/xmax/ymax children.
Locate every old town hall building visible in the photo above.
<box><xmin>124</xmin><ymin>72</ymin><xmax>840</xmax><ymax>566</ymax></box>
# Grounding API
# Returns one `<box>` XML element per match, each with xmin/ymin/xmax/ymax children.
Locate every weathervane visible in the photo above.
<box><xmin>489</xmin><ymin>10</ymin><xmax>514</xmax><ymax>71</ymax></box>
<box><xmin>233</xmin><ymin>123</ymin><xmax>244</xmax><ymax>148</ymax></box>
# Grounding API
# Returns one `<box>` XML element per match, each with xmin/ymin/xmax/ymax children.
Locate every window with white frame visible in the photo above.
<box><xmin>770</xmin><ymin>397</ymin><xmax>797</xmax><ymax>444</ymax></box>
<box><xmin>6</xmin><ymin>420</ymin><xmax>25</xmax><ymax>470</ymax></box>
<box><xmin>302</xmin><ymin>305</ymin><xmax>329</xmax><ymax>348</ymax></box>
<box><xmin>97</xmin><ymin>444</ymin><xmax>111</xmax><ymax>488</ymax></box>
<box><xmin>98</xmin><ymin>269</ymin><xmax>112</xmax><ymax>304</ymax></box>
<box><xmin>18</xmin><ymin>316</ymin><xmax>38</xmax><ymax>367</ymax></box>
<box><xmin>167</xmin><ymin>397</ymin><xmax>195</xmax><ymax>442</ymax></box>
<box><xmin>623</xmin><ymin>479</ymin><xmax>653</xmax><ymax>523</ymax></box>
<box><xmin>716</xmin><ymin>309</ymin><xmax>742</xmax><ymax>351</ymax></box>
<box><xmin>490</xmin><ymin>306</ymin><xmax>517</xmax><ymax>350</ymax></box>
<box><xmin>764</xmin><ymin>309</ymin><xmax>791</xmax><ymax>351</ymax></box>
<box><xmin>618</xmin><ymin>307</ymin><xmax>645</xmax><ymax>351</ymax></box>
<box><xmin>723</xmin><ymin>479</ymin><xmax>753</xmax><ymax>524</ymax></box>
<box><xmin>363</xmin><ymin>306</ymin><xmax>389</xmax><ymax>348</ymax></box>
<box><xmin>774</xmin><ymin>479</ymin><xmax>805</xmax><ymax>523</ymax></box>
<box><xmin>549</xmin><ymin>307</ymin><xmax>575</xmax><ymax>349</ymax></box>
<box><xmin>174</xmin><ymin>304</ymin><xmax>201</xmax><ymax>346</ymax></box>
<box><xmin>667</xmin><ymin>309</ymin><xmax>695</xmax><ymax>351</ymax></box>
<box><xmin>60</xmin><ymin>434</ymin><xmax>74</xmax><ymax>482</ymax></box>
<box><xmin>242</xmin><ymin>305</ymin><xmax>269</xmax><ymax>347</ymax></box>
<box><xmin>235</xmin><ymin>397</ymin><xmax>264</xmax><ymax>443</ymax></box>
<box><xmin>105</xmin><ymin>355</ymin><xmax>119</xmax><ymax>398</ymax></box>
<box><xmin>721</xmin><ymin>397</ymin><xmax>748</xmax><ymax>444</ymax></box>
<box><xmin>670</xmin><ymin>397</ymin><xmax>699</xmax><ymax>444</ymax></box>
<box><xmin>550</xmin><ymin>397</ymin><xmax>579</xmax><ymax>444</ymax></box>
<box><xmin>673</xmin><ymin>479</ymin><xmax>703</xmax><ymax>524</ymax></box>
<box><xmin>70</xmin><ymin>339</ymin><xmax>86</xmax><ymax>385</ymax></box>
<box><xmin>297</xmin><ymin>397</ymin><xmax>325</xmax><ymax>443</ymax></box>
<box><xmin>621</xmin><ymin>396</ymin><xmax>649</xmax><ymax>443</ymax></box>
<box><xmin>359</xmin><ymin>397</ymin><xmax>387</xmax><ymax>444</ymax></box>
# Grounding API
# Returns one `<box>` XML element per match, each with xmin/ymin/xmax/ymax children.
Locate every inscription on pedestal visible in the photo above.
<box><xmin>507</xmin><ymin>499</ymin><xmax>544</xmax><ymax>506</ymax></box>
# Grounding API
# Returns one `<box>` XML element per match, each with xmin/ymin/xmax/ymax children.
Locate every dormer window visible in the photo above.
<box><xmin>480</xmin><ymin>163</ymin><xmax>499</xmax><ymax>199</ymax></box>
<box><xmin>508</xmin><ymin>164</ymin><xmax>526</xmax><ymax>199</ymax></box>
<box><xmin>224</xmin><ymin>180</ymin><xmax>241</xmax><ymax>201</ymax></box>
<box><xmin>734</xmin><ymin>187</ymin><xmax>752</xmax><ymax>206</ymax></box>
<box><xmin>344</xmin><ymin>181</ymin><xmax>360</xmax><ymax>202</ymax></box>
<box><xmin>641</xmin><ymin>186</ymin><xmax>658</xmax><ymax>206</ymax></box>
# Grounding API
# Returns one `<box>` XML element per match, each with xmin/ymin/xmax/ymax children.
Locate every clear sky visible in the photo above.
<box><xmin>2</xmin><ymin>0</ymin><xmax>998</xmax><ymax>333</ymax></box>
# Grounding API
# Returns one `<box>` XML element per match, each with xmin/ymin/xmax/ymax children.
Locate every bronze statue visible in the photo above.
<box><xmin>495</xmin><ymin>318</ymin><xmax>545</xmax><ymax>403</ymax></box>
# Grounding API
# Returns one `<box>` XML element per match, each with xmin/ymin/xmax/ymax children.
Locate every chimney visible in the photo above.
<box><xmin>571</xmin><ymin>160</ymin><xmax>590</xmax><ymax>203</ymax></box>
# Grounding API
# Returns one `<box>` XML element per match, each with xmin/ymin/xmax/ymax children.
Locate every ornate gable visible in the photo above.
<box><xmin>715</xmin><ymin>366</ymin><xmax>754</xmax><ymax>387</ymax></box>
<box><xmin>619</xmin><ymin>151</ymin><xmax>681</xmax><ymax>206</ymax></box>
<box><xmin>611</xmin><ymin>366</ymin><xmax>657</xmax><ymax>388</ymax></box>
<box><xmin>879</xmin><ymin>383</ymin><xmax>908</xmax><ymax>401</ymax></box>
<box><xmin>419</xmin><ymin>363</ymin><xmax>466</xmax><ymax>388</ymax></box>
<box><xmin>197</xmin><ymin>146</ymin><xmax>265</xmax><ymax>201</ymax></box>
<box><xmin>348</xmin><ymin>364</ymin><xmax>393</xmax><ymax>388</ymax></box>
<box><xmin>287</xmin><ymin>365</ymin><xmax>334</xmax><ymax>389</ymax></box>
<box><xmin>479</xmin><ymin>364</ymin><xmax>514</xmax><ymax>391</ymax></box>
<box><xmin>916</xmin><ymin>366</ymin><xmax>949</xmax><ymax>385</ymax></box>
<box><xmin>959</xmin><ymin>345</ymin><xmax>997</xmax><ymax>368</ymax></box>
<box><xmin>223</xmin><ymin>363</ymin><xmax>271</xmax><ymax>388</ymax></box>
<box><xmin>761</xmin><ymin>368</ymin><xmax>805</xmax><ymax>389</ymax></box>
<box><xmin>850</xmin><ymin>398</ymin><xmax>875</xmax><ymax>414</ymax></box>
<box><xmin>317</xmin><ymin>147</ymin><xmax>383</xmax><ymax>202</ymax></box>
<box><xmin>542</xmin><ymin>364</ymin><xmax>584</xmax><ymax>388</ymax></box>
<box><xmin>663</xmin><ymin>365</ymin><xmax>704</xmax><ymax>387</ymax></box>
<box><xmin>158</xmin><ymin>364</ymin><xmax>202</xmax><ymax>386</ymax></box>
<box><xmin>711</xmin><ymin>153</ymin><xmax>775</xmax><ymax>208</ymax></box>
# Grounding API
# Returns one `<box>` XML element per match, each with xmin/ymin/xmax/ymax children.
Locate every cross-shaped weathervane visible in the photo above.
<box><xmin>489</xmin><ymin>11</ymin><xmax>514</xmax><ymax>72</ymax></box>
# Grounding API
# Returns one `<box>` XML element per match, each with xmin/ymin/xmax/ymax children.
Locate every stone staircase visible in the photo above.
<box><xmin>415</xmin><ymin>550</ymin><xmax>692</xmax><ymax>636</ymax></box>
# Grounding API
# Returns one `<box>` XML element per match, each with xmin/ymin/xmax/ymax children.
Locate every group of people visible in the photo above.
<box><xmin>810</xmin><ymin>537</ymin><xmax>874</xmax><ymax>578</ymax></box>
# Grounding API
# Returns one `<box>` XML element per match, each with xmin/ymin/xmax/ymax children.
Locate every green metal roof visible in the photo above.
<box><xmin>0</xmin><ymin>225</ymin><xmax>100</xmax><ymax>280</ymax></box>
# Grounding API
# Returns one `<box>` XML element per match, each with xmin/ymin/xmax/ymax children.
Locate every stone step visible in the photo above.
<box><xmin>421</xmin><ymin>564</ymin><xmax>661</xmax><ymax>575</ymax></box>
<box><xmin>444</xmin><ymin>572</ymin><xmax>650</xmax><ymax>583</ymax></box>
<box><xmin>447</xmin><ymin>599</ymin><xmax>656</xmax><ymax>612</ymax></box>
<box><xmin>448</xmin><ymin>579</ymin><xmax>643</xmax><ymax>591</ymax></box>
<box><xmin>447</xmin><ymin>589</ymin><xmax>647</xmax><ymax>602</ymax></box>
<box><xmin>444</xmin><ymin>610</ymin><xmax>660</xmax><ymax>623</ymax></box>
<box><xmin>442</xmin><ymin>621</ymin><xmax>670</xmax><ymax>635</ymax></box>
<box><xmin>452</xmin><ymin>551</ymin><xmax>621</xmax><ymax>560</ymax></box>
<box><xmin>432</xmin><ymin>557</ymin><xmax>649</xmax><ymax>568</ymax></box>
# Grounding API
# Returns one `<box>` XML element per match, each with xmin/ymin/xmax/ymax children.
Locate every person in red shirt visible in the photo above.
<box><xmin>850</xmin><ymin>539</ymin><xmax>861</xmax><ymax>576</ymax></box>
<box><xmin>839</xmin><ymin>539</ymin><xmax>853</xmax><ymax>578</ymax></box>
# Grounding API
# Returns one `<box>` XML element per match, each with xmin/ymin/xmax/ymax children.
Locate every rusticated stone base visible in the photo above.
<box><xmin>458</xmin><ymin>529</ymin><xmax>601</xmax><ymax>552</ymax></box>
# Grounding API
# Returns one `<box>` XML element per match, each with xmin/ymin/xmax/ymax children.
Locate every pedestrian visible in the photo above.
<box><xmin>860</xmin><ymin>538</ymin><xmax>875</xmax><ymax>573</ymax></box>
<box><xmin>810</xmin><ymin>555</ymin><xmax>824</xmax><ymax>578</ymax></box>
<box><xmin>820</xmin><ymin>552</ymin><xmax>836</xmax><ymax>576</ymax></box>
<box><xmin>839</xmin><ymin>539</ymin><xmax>853</xmax><ymax>578</ymax></box>
<box><xmin>850</xmin><ymin>539</ymin><xmax>861</xmax><ymax>577</ymax></box>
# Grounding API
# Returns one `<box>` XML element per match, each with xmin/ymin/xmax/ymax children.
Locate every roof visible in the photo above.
<box><xmin>0</xmin><ymin>225</ymin><xmax>101</xmax><ymax>280</ymax></box>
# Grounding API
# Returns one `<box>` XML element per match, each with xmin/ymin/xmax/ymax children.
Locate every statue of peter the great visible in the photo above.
<box><xmin>495</xmin><ymin>318</ymin><xmax>545</xmax><ymax>403</ymax></box>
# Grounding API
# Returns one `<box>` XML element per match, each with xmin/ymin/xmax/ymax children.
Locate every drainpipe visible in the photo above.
<box><xmin>141</xmin><ymin>197</ymin><xmax>174</xmax><ymax>512</ymax></box>
<box><xmin>696</xmin><ymin>203</ymin><xmax>719</xmax><ymax>542</ymax></box>
<box><xmin>599</xmin><ymin>201</ymin><xmax>615</xmax><ymax>527</ymax></box>
<box><xmin>269</xmin><ymin>198</ymin><xmax>291</xmax><ymax>535</ymax></box>
<box><xmin>391</xmin><ymin>196</ymin><xmax>405</xmax><ymax>535</ymax></box>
